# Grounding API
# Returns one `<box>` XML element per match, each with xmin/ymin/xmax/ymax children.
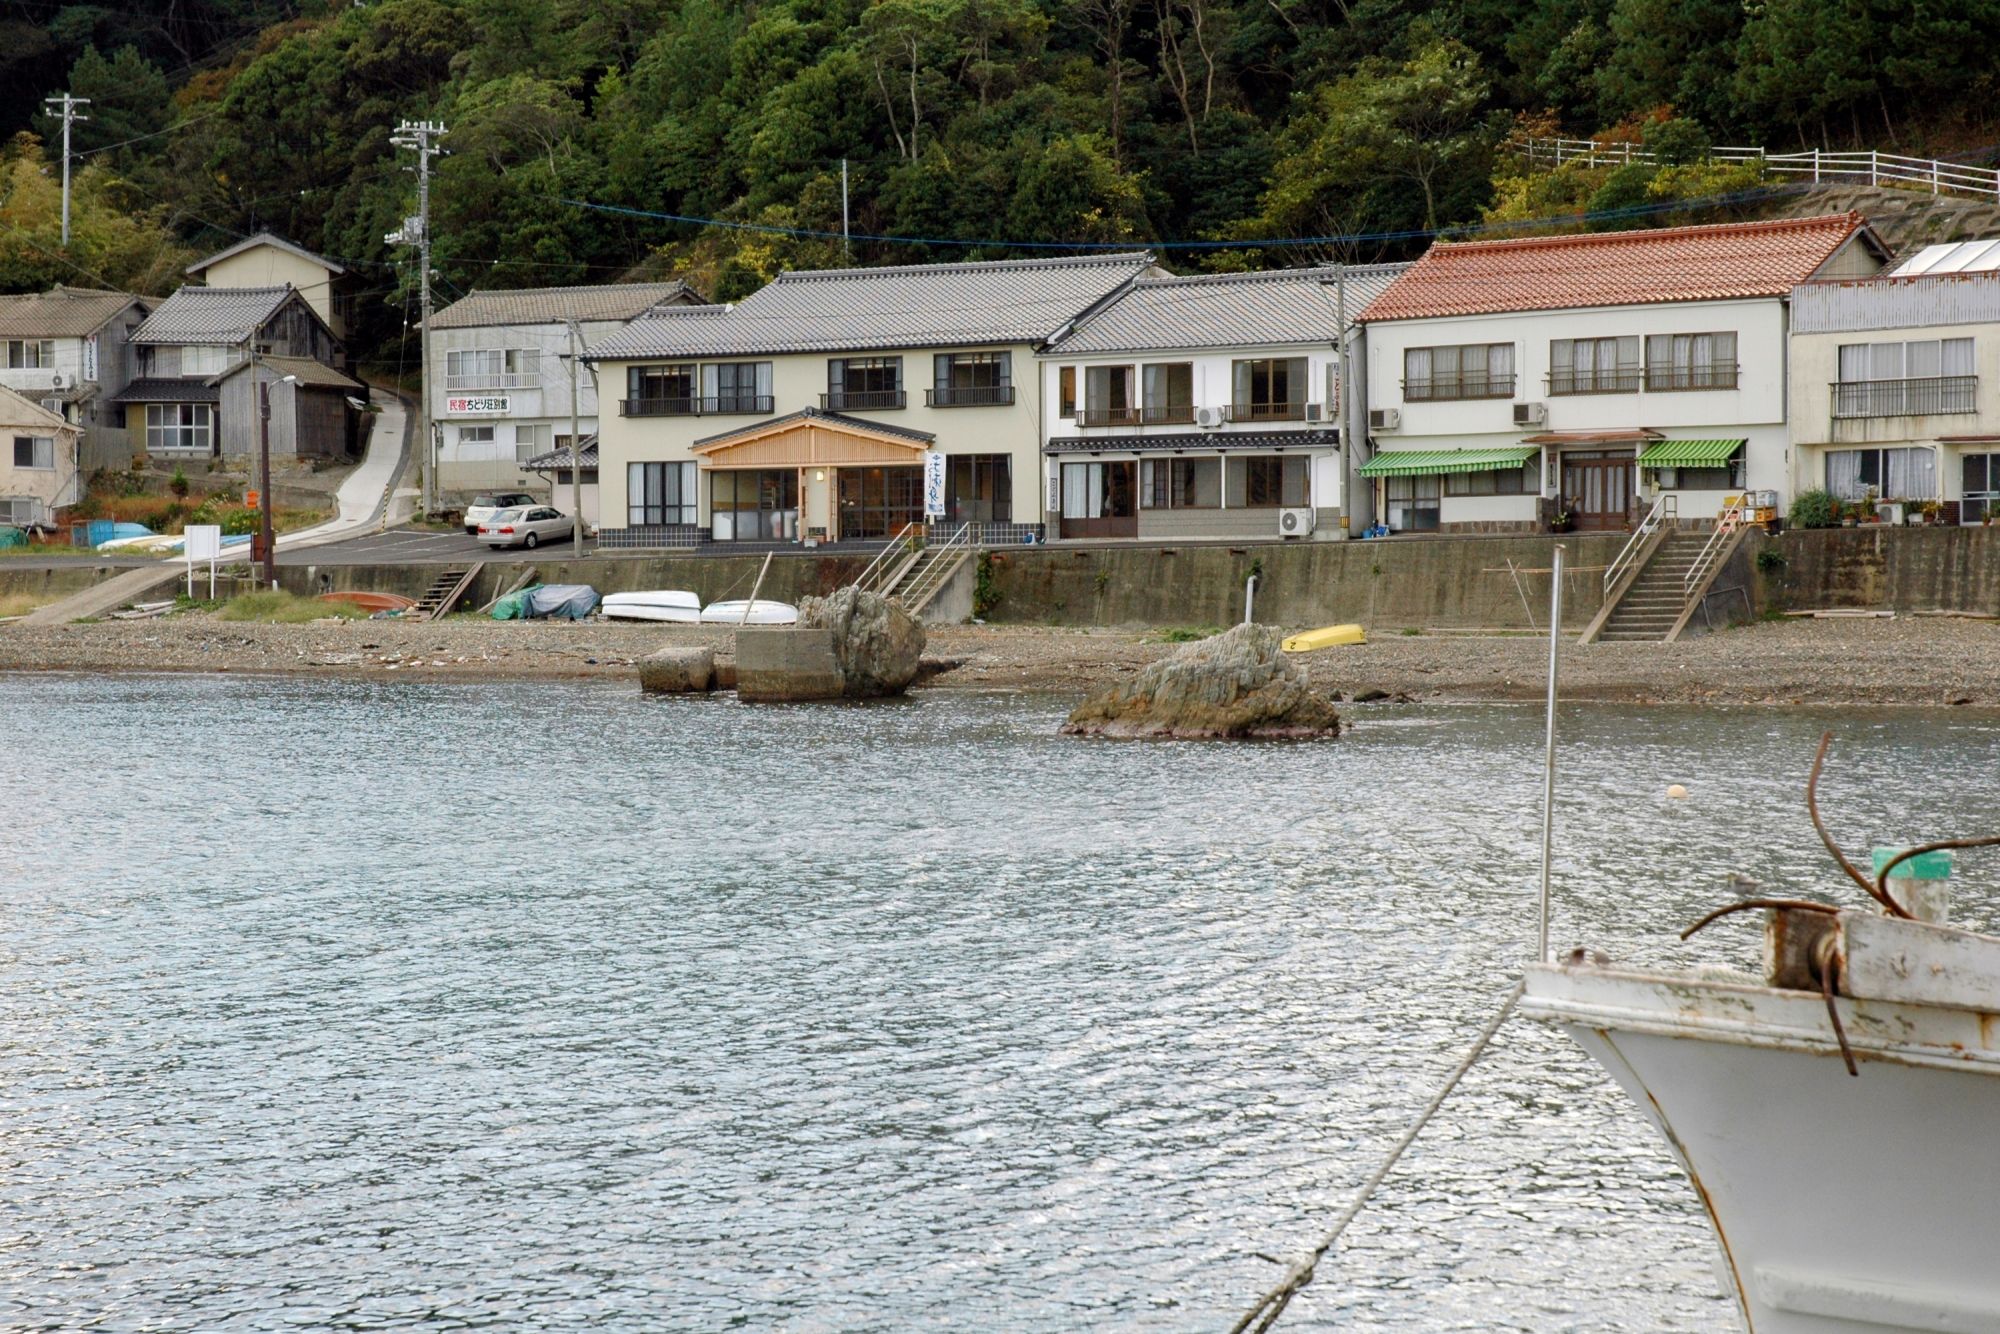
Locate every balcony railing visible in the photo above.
<box><xmin>926</xmin><ymin>384</ymin><xmax>1015</xmax><ymax>407</ymax></box>
<box><xmin>1402</xmin><ymin>375</ymin><xmax>1516</xmax><ymax>402</ymax></box>
<box><xmin>444</xmin><ymin>372</ymin><xmax>540</xmax><ymax>390</ymax></box>
<box><xmin>1075</xmin><ymin>404</ymin><xmax>1197</xmax><ymax>427</ymax></box>
<box><xmin>1831</xmin><ymin>375</ymin><xmax>1978</xmax><ymax>419</ymax></box>
<box><xmin>1547</xmin><ymin>369</ymin><xmax>1644</xmax><ymax>395</ymax></box>
<box><xmin>619</xmin><ymin>395</ymin><xmax>775</xmax><ymax>417</ymax></box>
<box><xmin>1225</xmin><ymin>401</ymin><xmax>1307</xmax><ymax>423</ymax></box>
<box><xmin>821</xmin><ymin>389</ymin><xmax>907</xmax><ymax>411</ymax></box>
<box><xmin>1644</xmin><ymin>364</ymin><xmax>1740</xmax><ymax>392</ymax></box>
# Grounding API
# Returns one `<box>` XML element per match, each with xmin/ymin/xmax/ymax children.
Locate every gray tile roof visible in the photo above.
<box><xmin>524</xmin><ymin>437</ymin><xmax>598</xmax><ymax>470</ymax></box>
<box><xmin>1044</xmin><ymin>428</ymin><xmax>1337</xmax><ymax>454</ymax></box>
<box><xmin>0</xmin><ymin>286</ymin><xmax>147</xmax><ymax>339</ymax></box>
<box><xmin>186</xmin><ymin>232</ymin><xmax>345</xmax><ymax>277</ymax></box>
<box><xmin>131</xmin><ymin>286</ymin><xmax>296</xmax><ymax>345</ymax></box>
<box><xmin>692</xmin><ymin>406</ymin><xmax>936</xmax><ymax>449</ymax></box>
<box><xmin>432</xmin><ymin>281</ymin><xmax>704</xmax><ymax>331</ymax></box>
<box><xmin>109</xmin><ymin>378</ymin><xmax>222</xmax><ymax>405</ymax></box>
<box><xmin>591</xmin><ymin>253</ymin><xmax>1157</xmax><ymax>361</ymax></box>
<box><xmin>1043</xmin><ymin>264</ymin><xmax>1408</xmax><ymax>356</ymax></box>
<box><xmin>211</xmin><ymin>354</ymin><xmax>363</xmax><ymax>391</ymax></box>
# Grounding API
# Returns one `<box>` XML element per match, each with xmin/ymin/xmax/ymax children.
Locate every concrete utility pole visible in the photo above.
<box><xmin>253</xmin><ymin>342</ymin><xmax>275</xmax><ymax>589</ymax></box>
<box><xmin>388</xmin><ymin>120</ymin><xmax>446</xmax><ymax>514</ymax></box>
<box><xmin>841</xmin><ymin>158</ymin><xmax>851</xmax><ymax>263</ymax></box>
<box><xmin>1335</xmin><ymin>261</ymin><xmax>1361</xmax><ymax>537</ymax></box>
<box><xmin>564</xmin><ymin>319</ymin><xmax>585</xmax><ymax>554</ymax></box>
<box><xmin>43</xmin><ymin>93</ymin><xmax>89</xmax><ymax>246</ymax></box>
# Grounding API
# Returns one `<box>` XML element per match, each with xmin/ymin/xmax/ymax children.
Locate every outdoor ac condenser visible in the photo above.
<box><xmin>1194</xmin><ymin>405</ymin><xmax>1225</xmax><ymax>428</ymax></box>
<box><xmin>1304</xmin><ymin>402</ymin><xmax>1328</xmax><ymax>423</ymax></box>
<box><xmin>1278</xmin><ymin>506</ymin><xmax>1315</xmax><ymax>537</ymax></box>
<box><xmin>1368</xmin><ymin>407</ymin><xmax>1400</xmax><ymax>431</ymax></box>
<box><xmin>1513</xmin><ymin>401</ymin><xmax>1548</xmax><ymax>427</ymax></box>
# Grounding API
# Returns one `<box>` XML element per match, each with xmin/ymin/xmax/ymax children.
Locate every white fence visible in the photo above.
<box><xmin>1518</xmin><ymin>137</ymin><xmax>2000</xmax><ymax>203</ymax></box>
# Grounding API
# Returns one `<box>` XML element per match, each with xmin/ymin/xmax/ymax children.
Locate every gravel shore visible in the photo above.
<box><xmin>2</xmin><ymin>611</ymin><xmax>1998</xmax><ymax>706</ymax></box>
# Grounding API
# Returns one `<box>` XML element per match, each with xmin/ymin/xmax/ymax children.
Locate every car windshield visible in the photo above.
<box><xmin>471</xmin><ymin>495</ymin><xmax>497</xmax><ymax>507</ymax></box>
<box><xmin>491</xmin><ymin>508</ymin><xmax>525</xmax><ymax>521</ymax></box>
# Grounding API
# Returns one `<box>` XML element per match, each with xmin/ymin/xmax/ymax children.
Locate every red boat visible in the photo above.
<box><xmin>315</xmin><ymin>591</ymin><xmax>417</xmax><ymax>613</ymax></box>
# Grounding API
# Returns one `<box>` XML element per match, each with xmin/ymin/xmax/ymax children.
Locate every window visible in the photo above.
<box><xmin>945</xmin><ymin>454</ymin><xmax>1012</xmax><ymax>524</ymax></box>
<box><xmin>12</xmin><ymin>436</ymin><xmax>53</xmax><ymax>469</ymax></box>
<box><xmin>702</xmin><ymin>362</ymin><xmax>774</xmax><ymax>413</ymax></box>
<box><xmin>181</xmin><ymin>345</ymin><xmax>230</xmax><ymax>377</ymax></box>
<box><xmin>1058</xmin><ymin>366</ymin><xmax>1076</xmax><ymax>419</ymax></box>
<box><xmin>1140</xmin><ymin>457</ymin><xmax>1221</xmax><ymax>508</ymax></box>
<box><xmin>1963</xmin><ymin>453</ymin><xmax>2000</xmax><ymax>524</ymax></box>
<box><xmin>144</xmin><ymin>403</ymin><xmax>213</xmax><ymax>453</ymax></box>
<box><xmin>1060</xmin><ymin>461</ymin><xmax>1136</xmax><ymax>519</ymax></box>
<box><xmin>1549</xmin><ymin>337</ymin><xmax>1641</xmax><ymax>394</ymax></box>
<box><xmin>515</xmin><ymin>423</ymin><xmax>552</xmax><ymax>464</ymax></box>
<box><xmin>1384</xmin><ymin>475</ymin><xmax>1440</xmax><ymax>531</ymax></box>
<box><xmin>624</xmin><ymin>364</ymin><xmax>695</xmax><ymax>415</ymax></box>
<box><xmin>1444</xmin><ymin>464</ymin><xmax>1539</xmax><ymax>495</ymax></box>
<box><xmin>1239</xmin><ymin>454</ymin><xmax>1309</xmax><ymax>507</ymax></box>
<box><xmin>627</xmin><ymin>461</ymin><xmax>697</xmax><ymax>526</ymax></box>
<box><xmin>1083</xmin><ymin>365</ymin><xmax>1138</xmax><ymax>426</ymax></box>
<box><xmin>826</xmin><ymin>357</ymin><xmax>904</xmax><ymax>410</ymax></box>
<box><xmin>1825</xmin><ymin>447</ymin><xmax>1938</xmax><ymax>501</ymax></box>
<box><xmin>1653</xmin><ymin>449</ymin><xmax>1745</xmax><ymax>491</ymax></box>
<box><xmin>458</xmin><ymin>425</ymin><xmax>496</xmax><ymax>448</ymax></box>
<box><xmin>1833</xmin><ymin>338</ymin><xmax>1976</xmax><ymax>417</ymax></box>
<box><xmin>6</xmin><ymin>340</ymin><xmax>53</xmax><ymax>369</ymax></box>
<box><xmin>1142</xmin><ymin>362</ymin><xmax>1194</xmax><ymax>424</ymax></box>
<box><xmin>445</xmin><ymin>348</ymin><xmax>541</xmax><ymax>389</ymax></box>
<box><xmin>1403</xmin><ymin>344</ymin><xmax>1514</xmax><ymax>401</ymax></box>
<box><xmin>1644</xmin><ymin>332</ymin><xmax>1738</xmax><ymax>390</ymax></box>
<box><xmin>1232</xmin><ymin>357</ymin><xmax>1308</xmax><ymax>420</ymax></box>
<box><xmin>837</xmin><ymin>466</ymin><xmax>924</xmax><ymax>539</ymax></box>
<box><xmin>929</xmin><ymin>351</ymin><xmax>1014</xmax><ymax>406</ymax></box>
<box><xmin>712</xmin><ymin>468</ymin><xmax>799</xmax><ymax>539</ymax></box>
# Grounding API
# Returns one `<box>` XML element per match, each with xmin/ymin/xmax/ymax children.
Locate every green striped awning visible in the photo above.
<box><xmin>1636</xmin><ymin>438</ymin><xmax>1745</xmax><ymax>468</ymax></box>
<box><xmin>1359</xmin><ymin>446</ymin><xmax>1538</xmax><ymax>478</ymax></box>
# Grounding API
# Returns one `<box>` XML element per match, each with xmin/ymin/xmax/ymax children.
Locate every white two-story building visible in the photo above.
<box><xmin>1037</xmin><ymin>265</ymin><xmax>1404</xmax><ymax>541</ymax></box>
<box><xmin>1357</xmin><ymin>214</ymin><xmax>1888</xmax><ymax>533</ymax></box>
<box><xmin>429</xmin><ymin>281</ymin><xmax>704</xmax><ymax>514</ymax></box>
<box><xmin>1789</xmin><ymin>240</ymin><xmax>2000</xmax><ymax>521</ymax></box>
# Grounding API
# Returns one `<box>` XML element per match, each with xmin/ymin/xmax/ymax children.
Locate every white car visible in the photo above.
<box><xmin>475</xmin><ymin>506</ymin><xmax>573</xmax><ymax>550</ymax></box>
<box><xmin>463</xmin><ymin>492</ymin><xmax>538</xmax><ymax>534</ymax></box>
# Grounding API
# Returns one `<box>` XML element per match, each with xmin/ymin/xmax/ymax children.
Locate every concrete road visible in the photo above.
<box><xmin>284</xmin><ymin>526</ymin><xmax>572</xmax><ymax>566</ymax></box>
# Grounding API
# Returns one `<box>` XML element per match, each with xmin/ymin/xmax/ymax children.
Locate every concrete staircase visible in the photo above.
<box><xmin>1594</xmin><ymin>531</ymin><xmax>1710</xmax><ymax>642</ymax></box>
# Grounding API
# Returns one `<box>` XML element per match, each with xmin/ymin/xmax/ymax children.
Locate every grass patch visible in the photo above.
<box><xmin>0</xmin><ymin>592</ymin><xmax>47</xmax><ymax>617</ymax></box>
<box><xmin>217</xmin><ymin>590</ymin><xmax>369</xmax><ymax>623</ymax></box>
<box><xmin>1151</xmin><ymin>625</ymin><xmax>1223</xmax><ymax>643</ymax></box>
<box><xmin>1400</xmin><ymin>626</ymin><xmax>1423</xmax><ymax>636</ymax></box>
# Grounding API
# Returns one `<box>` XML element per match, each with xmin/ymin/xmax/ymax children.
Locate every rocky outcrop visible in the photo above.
<box><xmin>638</xmin><ymin>645</ymin><xmax>715</xmax><ymax>694</ymax></box>
<box><xmin>1061</xmin><ymin>623</ymin><xmax>1341</xmax><ymax>739</ymax></box>
<box><xmin>796</xmin><ymin>585</ymin><xmax>926</xmax><ymax>697</ymax></box>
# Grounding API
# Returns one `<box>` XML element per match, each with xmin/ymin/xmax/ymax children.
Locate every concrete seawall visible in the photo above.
<box><xmin>1744</xmin><ymin>526</ymin><xmax>2000</xmax><ymax>615</ymax></box>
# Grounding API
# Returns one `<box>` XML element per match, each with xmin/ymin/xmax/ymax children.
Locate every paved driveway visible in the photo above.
<box><xmin>283</xmin><ymin>527</ymin><xmax>571</xmax><ymax>566</ymax></box>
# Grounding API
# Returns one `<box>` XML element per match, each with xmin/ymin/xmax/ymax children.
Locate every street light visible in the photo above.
<box><xmin>255</xmin><ymin>366</ymin><xmax>299</xmax><ymax>590</ymax></box>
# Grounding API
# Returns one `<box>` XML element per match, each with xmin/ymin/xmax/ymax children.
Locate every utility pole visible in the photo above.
<box><xmin>564</xmin><ymin>319</ymin><xmax>585</xmax><ymax>554</ymax></box>
<box><xmin>43</xmin><ymin>93</ymin><xmax>89</xmax><ymax>246</ymax></box>
<box><xmin>1336</xmin><ymin>261</ymin><xmax>1361</xmax><ymax>537</ymax></box>
<box><xmin>253</xmin><ymin>341</ymin><xmax>276</xmax><ymax>589</ymax></box>
<box><xmin>841</xmin><ymin>158</ymin><xmax>850</xmax><ymax>263</ymax></box>
<box><xmin>388</xmin><ymin>120</ymin><xmax>446</xmax><ymax>514</ymax></box>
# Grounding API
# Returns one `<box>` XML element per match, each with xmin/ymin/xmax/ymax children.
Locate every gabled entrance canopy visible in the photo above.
<box><xmin>691</xmin><ymin>406</ymin><xmax>934</xmax><ymax>469</ymax></box>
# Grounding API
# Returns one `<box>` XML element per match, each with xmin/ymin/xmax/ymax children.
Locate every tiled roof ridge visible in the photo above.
<box><xmin>776</xmin><ymin>251</ymin><xmax>1154</xmax><ymax>284</ymax></box>
<box><xmin>1432</xmin><ymin>211</ymin><xmax>1863</xmax><ymax>255</ymax></box>
<box><xmin>1131</xmin><ymin>262</ymin><xmax>1405</xmax><ymax>289</ymax></box>
<box><xmin>451</xmin><ymin>279</ymin><xmax>691</xmax><ymax>298</ymax></box>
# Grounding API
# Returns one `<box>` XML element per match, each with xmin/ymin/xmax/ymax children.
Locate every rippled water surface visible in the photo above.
<box><xmin>5</xmin><ymin>675</ymin><xmax>1999</xmax><ymax>1332</ymax></box>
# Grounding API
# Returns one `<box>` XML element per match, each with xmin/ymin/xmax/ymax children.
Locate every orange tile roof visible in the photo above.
<box><xmin>1359</xmin><ymin>214</ymin><xmax>1880</xmax><ymax>322</ymax></box>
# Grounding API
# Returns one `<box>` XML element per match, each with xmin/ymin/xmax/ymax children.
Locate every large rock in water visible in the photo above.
<box><xmin>1062</xmin><ymin>623</ymin><xmax>1342</xmax><ymax>739</ymax></box>
<box><xmin>795</xmin><ymin>585</ymin><xmax>927</xmax><ymax>697</ymax></box>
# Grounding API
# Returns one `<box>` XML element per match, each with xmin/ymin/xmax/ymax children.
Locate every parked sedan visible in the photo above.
<box><xmin>475</xmin><ymin>506</ymin><xmax>574</xmax><ymax>550</ymax></box>
<box><xmin>463</xmin><ymin>492</ymin><xmax>539</xmax><ymax>534</ymax></box>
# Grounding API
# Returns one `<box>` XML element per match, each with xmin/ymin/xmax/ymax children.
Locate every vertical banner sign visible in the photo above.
<box><xmin>83</xmin><ymin>334</ymin><xmax>98</xmax><ymax>383</ymax></box>
<box><xmin>923</xmin><ymin>450</ymin><xmax>947</xmax><ymax>519</ymax></box>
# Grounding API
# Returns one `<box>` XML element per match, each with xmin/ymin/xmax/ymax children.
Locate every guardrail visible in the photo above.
<box><xmin>1518</xmin><ymin>137</ymin><xmax>2000</xmax><ymax>202</ymax></box>
<box><xmin>1604</xmin><ymin>494</ymin><xmax>1675</xmax><ymax>592</ymax></box>
<box><xmin>1683</xmin><ymin>496</ymin><xmax>1749</xmax><ymax>604</ymax></box>
<box><xmin>853</xmin><ymin>521</ymin><xmax>923</xmax><ymax>595</ymax></box>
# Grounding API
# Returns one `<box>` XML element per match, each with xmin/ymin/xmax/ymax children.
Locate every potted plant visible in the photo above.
<box><xmin>1550</xmin><ymin>501</ymin><xmax>1575</xmax><ymax>534</ymax></box>
<box><xmin>1917</xmin><ymin>499</ymin><xmax>1943</xmax><ymax>525</ymax></box>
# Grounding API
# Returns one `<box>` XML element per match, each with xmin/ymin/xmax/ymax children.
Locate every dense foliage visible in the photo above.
<box><xmin>0</xmin><ymin>0</ymin><xmax>1993</xmax><ymax>367</ymax></box>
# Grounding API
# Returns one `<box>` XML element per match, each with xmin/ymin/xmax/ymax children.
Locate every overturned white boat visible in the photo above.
<box><xmin>1525</xmin><ymin>745</ymin><xmax>2000</xmax><ymax>1334</ymax></box>
<box><xmin>601</xmin><ymin>589</ymin><xmax>701</xmax><ymax>624</ymax></box>
<box><xmin>699</xmin><ymin>598</ymin><xmax>797</xmax><ymax>625</ymax></box>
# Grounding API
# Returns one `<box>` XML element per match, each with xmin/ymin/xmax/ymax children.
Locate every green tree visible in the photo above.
<box><xmin>37</xmin><ymin>46</ymin><xmax>169</xmax><ymax>166</ymax></box>
<box><xmin>1593</xmin><ymin>0</ymin><xmax>1746</xmax><ymax>134</ymax></box>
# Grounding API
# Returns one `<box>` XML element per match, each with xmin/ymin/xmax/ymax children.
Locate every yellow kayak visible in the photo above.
<box><xmin>1282</xmin><ymin>623</ymin><xmax>1366</xmax><ymax>651</ymax></box>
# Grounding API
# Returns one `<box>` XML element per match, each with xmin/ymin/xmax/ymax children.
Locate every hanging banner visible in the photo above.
<box><xmin>83</xmin><ymin>334</ymin><xmax>98</xmax><ymax>383</ymax></box>
<box><xmin>923</xmin><ymin>450</ymin><xmax>947</xmax><ymax>518</ymax></box>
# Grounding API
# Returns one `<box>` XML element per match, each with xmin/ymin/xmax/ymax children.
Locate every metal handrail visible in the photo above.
<box><xmin>853</xmin><ymin>522</ymin><xmax>923</xmax><ymax>594</ymax></box>
<box><xmin>1603</xmin><ymin>494</ymin><xmax>1675</xmax><ymax>591</ymax></box>
<box><xmin>900</xmin><ymin>524</ymin><xmax>972</xmax><ymax>608</ymax></box>
<box><xmin>1683</xmin><ymin>497</ymin><xmax>1749</xmax><ymax>603</ymax></box>
<box><xmin>1517</xmin><ymin>137</ymin><xmax>2000</xmax><ymax>202</ymax></box>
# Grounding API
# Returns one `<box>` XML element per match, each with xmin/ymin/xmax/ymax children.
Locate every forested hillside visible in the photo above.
<box><xmin>1</xmin><ymin>0</ymin><xmax>1995</xmax><ymax>366</ymax></box>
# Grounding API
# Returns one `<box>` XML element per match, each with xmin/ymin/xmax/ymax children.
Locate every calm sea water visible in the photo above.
<box><xmin>4</xmin><ymin>674</ymin><xmax>1997</xmax><ymax>1332</ymax></box>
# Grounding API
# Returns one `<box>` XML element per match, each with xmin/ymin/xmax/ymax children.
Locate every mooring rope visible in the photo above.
<box><xmin>1228</xmin><ymin>978</ymin><xmax>1525</xmax><ymax>1334</ymax></box>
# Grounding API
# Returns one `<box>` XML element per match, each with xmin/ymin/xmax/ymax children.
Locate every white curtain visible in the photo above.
<box><xmin>1883</xmin><ymin>447</ymin><xmax>1938</xmax><ymax>499</ymax></box>
<box><xmin>1944</xmin><ymin>337</ymin><xmax>1975</xmax><ymax>376</ymax></box>
<box><xmin>1826</xmin><ymin>450</ymin><xmax>1865</xmax><ymax>499</ymax></box>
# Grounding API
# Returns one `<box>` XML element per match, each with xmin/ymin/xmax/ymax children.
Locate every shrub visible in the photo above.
<box><xmin>1788</xmin><ymin>488</ymin><xmax>1839</xmax><ymax>529</ymax></box>
<box><xmin>168</xmin><ymin>468</ymin><xmax>190</xmax><ymax>498</ymax></box>
<box><xmin>1642</xmin><ymin>117</ymin><xmax>1711</xmax><ymax>167</ymax></box>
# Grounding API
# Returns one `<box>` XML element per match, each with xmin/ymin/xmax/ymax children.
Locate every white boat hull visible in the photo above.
<box><xmin>602</xmin><ymin>590</ymin><xmax>702</xmax><ymax>623</ymax></box>
<box><xmin>1524</xmin><ymin>961</ymin><xmax>2000</xmax><ymax>1333</ymax></box>
<box><xmin>699</xmin><ymin>599</ymin><xmax>798</xmax><ymax>625</ymax></box>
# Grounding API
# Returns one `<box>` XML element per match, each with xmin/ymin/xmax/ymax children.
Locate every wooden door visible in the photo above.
<box><xmin>1561</xmin><ymin>451</ymin><xmax>1634</xmax><ymax>531</ymax></box>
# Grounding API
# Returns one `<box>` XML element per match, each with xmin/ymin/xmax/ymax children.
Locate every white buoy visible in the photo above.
<box><xmin>1666</xmin><ymin>783</ymin><xmax>1689</xmax><ymax>800</ymax></box>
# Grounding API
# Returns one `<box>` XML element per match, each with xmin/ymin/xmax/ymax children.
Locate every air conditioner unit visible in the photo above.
<box><xmin>49</xmin><ymin>372</ymin><xmax>69</xmax><ymax>390</ymax></box>
<box><xmin>1304</xmin><ymin>402</ymin><xmax>1328</xmax><ymax>423</ymax></box>
<box><xmin>1193</xmin><ymin>405</ymin><xmax>1225</xmax><ymax>428</ymax></box>
<box><xmin>1278</xmin><ymin>506</ymin><xmax>1315</xmax><ymax>537</ymax></box>
<box><xmin>1512</xmin><ymin>401</ymin><xmax>1547</xmax><ymax>427</ymax></box>
<box><xmin>1368</xmin><ymin>407</ymin><xmax>1401</xmax><ymax>432</ymax></box>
